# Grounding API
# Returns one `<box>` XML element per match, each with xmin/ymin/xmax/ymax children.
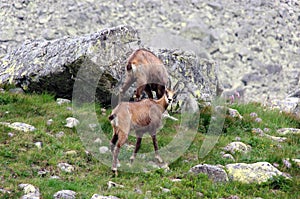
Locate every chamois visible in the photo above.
<box><xmin>109</xmin><ymin>89</ymin><xmax>176</xmax><ymax>175</ymax></box>
<box><xmin>120</xmin><ymin>48</ymin><xmax>168</xmax><ymax>101</ymax></box>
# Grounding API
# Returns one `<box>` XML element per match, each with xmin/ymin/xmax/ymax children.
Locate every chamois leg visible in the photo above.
<box><xmin>112</xmin><ymin>146</ymin><xmax>120</xmax><ymax>176</ymax></box>
<box><xmin>112</xmin><ymin>131</ymin><xmax>128</xmax><ymax>176</ymax></box>
<box><xmin>144</xmin><ymin>84</ymin><xmax>154</xmax><ymax>99</ymax></box>
<box><xmin>151</xmin><ymin>133</ymin><xmax>163</xmax><ymax>163</ymax></box>
<box><xmin>110</xmin><ymin>133</ymin><xmax>120</xmax><ymax>168</ymax></box>
<box><xmin>156</xmin><ymin>85</ymin><xmax>165</xmax><ymax>99</ymax></box>
<box><xmin>130</xmin><ymin>137</ymin><xmax>142</xmax><ymax>163</ymax></box>
<box><xmin>135</xmin><ymin>85</ymin><xmax>146</xmax><ymax>101</ymax></box>
<box><xmin>110</xmin><ymin>133</ymin><xmax>118</xmax><ymax>153</ymax></box>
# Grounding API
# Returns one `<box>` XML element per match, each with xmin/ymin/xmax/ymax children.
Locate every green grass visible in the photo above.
<box><xmin>0</xmin><ymin>92</ymin><xmax>299</xmax><ymax>198</ymax></box>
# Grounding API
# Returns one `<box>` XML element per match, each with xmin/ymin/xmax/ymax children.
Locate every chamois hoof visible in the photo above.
<box><xmin>112</xmin><ymin>168</ymin><xmax>118</xmax><ymax>176</ymax></box>
<box><xmin>155</xmin><ymin>155</ymin><xmax>163</xmax><ymax>163</ymax></box>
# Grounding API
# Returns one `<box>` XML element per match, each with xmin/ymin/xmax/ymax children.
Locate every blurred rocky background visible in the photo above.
<box><xmin>0</xmin><ymin>0</ymin><xmax>299</xmax><ymax>102</ymax></box>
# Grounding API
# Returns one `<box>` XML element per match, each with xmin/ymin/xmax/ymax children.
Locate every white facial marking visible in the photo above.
<box><xmin>131</xmin><ymin>64</ymin><xmax>137</xmax><ymax>73</ymax></box>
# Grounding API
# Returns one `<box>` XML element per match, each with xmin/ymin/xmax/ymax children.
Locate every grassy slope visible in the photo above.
<box><xmin>0</xmin><ymin>92</ymin><xmax>299</xmax><ymax>199</ymax></box>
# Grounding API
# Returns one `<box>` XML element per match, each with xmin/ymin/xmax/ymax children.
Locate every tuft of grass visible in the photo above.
<box><xmin>0</xmin><ymin>92</ymin><xmax>299</xmax><ymax>198</ymax></box>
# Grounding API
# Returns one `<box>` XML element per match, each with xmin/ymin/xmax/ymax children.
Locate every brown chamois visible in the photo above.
<box><xmin>120</xmin><ymin>48</ymin><xmax>168</xmax><ymax>101</ymax></box>
<box><xmin>109</xmin><ymin>89</ymin><xmax>176</xmax><ymax>175</ymax></box>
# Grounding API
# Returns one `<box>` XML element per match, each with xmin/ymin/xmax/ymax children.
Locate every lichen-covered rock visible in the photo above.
<box><xmin>0</xmin><ymin>122</ymin><xmax>36</xmax><ymax>132</ymax></box>
<box><xmin>18</xmin><ymin>184</ymin><xmax>40</xmax><ymax>199</ymax></box>
<box><xmin>65</xmin><ymin>117</ymin><xmax>79</xmax><ymax>128</ymax></box>
<box><xmin>222</xmin><ymin>153</ymin><xmax>235</xmax><ymax>161</ymax></box>
<box><xmin>189</xmin><ymin>164</ymin><xmax>228</xmax><ymax>182</ymax></box>
<box><xmin>57</xmin><ymin>98</ymin><xmax>71</xmax><ymax>105</ymax></box>
<box><xmin>57</xmin><ymin>163</ymin><xmax>75</xmax><ymax>173</ymax></box>
<box><xmin>223</xmin><ymin>142</ymin><xmax>252</xmax><ymax>154</ymax></box>
<box><xmin>262</xmin><ymin>133</ymin><xmax>287</xmax><ymax>142</ymax></box>
<box><xmin>277</xmin><ymin>128</ymin><xmax>300</xmax><ymax>135</ymax></box>
<box><xmin>107</xmin><ymin>181</ymin><xmax>124</xmax><ymax>189</ymax></box>
<box><xmin>0</xmin><ymin>25</ymin><xmax>139</xmax><ymax>105</ymax></box>
<box><xmin>267</xmin><ymin>97</ymin><xmax>300</xmax><ymax>117</ymax></box>
<box><xmin>225</xmin><ymin>162</ymin><xmax>285</xmax><ymax>184</ymax></box>
<box><xmin>53</xmin><ymin>190</ymin><xmax>76</xmax><ymax>199</ymax></box>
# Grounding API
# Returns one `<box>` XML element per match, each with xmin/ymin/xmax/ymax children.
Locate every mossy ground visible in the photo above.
<box><xmin>0</xmin><ymin>92</ymin><xmax>299</xmax><ymax>198</ymax></box>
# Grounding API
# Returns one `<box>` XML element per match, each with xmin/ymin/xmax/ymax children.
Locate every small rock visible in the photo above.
<box><xmin>50</xmin><ymin>175</ymin><xmax>60</xmax><ymax>180</ymax></box>
<box><xmin>235</xmin><ymin>136</ymin><xmax>241</xmax><ymax>141</ymax></box>
<box><xmin>171</xmin><ymin>179</ymin><xmax>182</xmax><ymax>182</ymax></box>
<box><xmin>37</xmin><ymin>169</ymin><xmax>49</xmax><ymax>176</ymax></box>
<box><xmin>57</xmin><ymin>163</ymin><xmax>75</xmax><ymax>173</ymax></box>
<box><xmin>207</xmin><ymin>2</ymin><xmax>223</xmax><ymax>10</ymax></box>
<box><xmin>47</xmin><ymin>119</ymin><xmax>53</xmax><ymax>126</ymax></box>
<box><xmin>18</xmin><ymin>184</ymin><xmax>40</xmax><ymax>198</ymax></box>
<box><xmin>57</xmin><ymin>98</ymin><xmax>71</xmax><ymax>105</ymax></box>
<box><xmin>223</xmin><ymin>142</ymin><xmax>252</xmax><ymax>154</ymax></box>
<box><xmin>160</xmin><ymin>187</ymin><xmax>170</xmax><ymax>193</ymax></box>
<box><xmin>34</xmin><ymin>142</ymin><xmax>43</xmax><ymax>149</ymax></box>
<box><xmin>13</xmin><ymin>2</ymin><xmax>24</xmax><ymax>9</ymax></box>
<box><xmin>56</xmin><ymin>131</ymin><xmax>65</xmax><ymax>138</ymax></box>
<box><xmin>65</xmin><ymin>117</ymin><xmax>79</xmax><ymax>128</ymax></box>
<box><xmin>189</xmin><ymin>164</ymin><xmax>228</xmax><ymax>182</ymax></box>
<box><xmin>277</xmin><ymin>128</ymin><xmax>300</xmax><ymax>135</ymax></box>
<box><xmin>222</xmin><ymin>153</ymin><xmax>235</xmax><ymax>161</ymax></box>
<box><xmin>5</xmin><ymin>122</ymin><xmax>36</xmax><ymax>132</ymax></box>
<box><xmin>99</xmin><ymin>146</ymin><xmax>109</xmax><ymax>154</ymax></box>
<box><xmin>107</xmin><ymin>181</ymin><xmax>124</xmax><ymax>189</ymax></box>
<box><xmin>263</xmin><ymin>133</ymin><xmax>287</xmax><ymax>142</ymax></box>
<box><xmin>53</xmin><ymin>190</ymin><xmax>76</xmax><ymax>199</ymax></box>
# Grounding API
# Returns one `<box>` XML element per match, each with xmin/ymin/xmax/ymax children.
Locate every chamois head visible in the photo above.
<box><xmin>165</xmin><ymin>89</ymin><xmax>176</xmax><ymax>104</ymax></box>
<box><xmin>166</xmin><ymin>78</ymin><xmax>183</xmax><ymax>102</ymax></box>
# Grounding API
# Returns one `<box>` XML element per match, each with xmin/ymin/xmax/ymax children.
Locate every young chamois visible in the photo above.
<box><xmin>120</xmin><ymin>48</ymin><xmax>168</xmax><ymax>101</ymax></box>
<box><xmin>109</xmin><ymin>88</ymin><xmax>176</xmax><ymax>175</ymax></box>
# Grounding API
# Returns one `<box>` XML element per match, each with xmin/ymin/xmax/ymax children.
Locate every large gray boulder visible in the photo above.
<box><xmin>0</xmin><ymin>25</ymin><xmax>220</xmax><ymax>106</ymax></box>
<box><xmin>0</xmin><ymin>25</ymin><xmax>139</xmax><ymax>105</ymax></box>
